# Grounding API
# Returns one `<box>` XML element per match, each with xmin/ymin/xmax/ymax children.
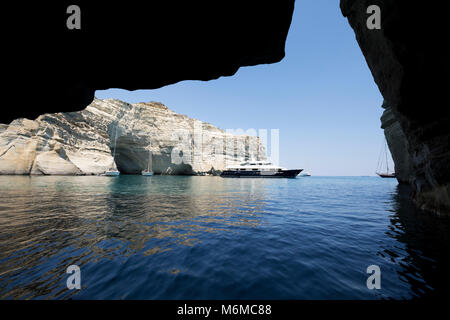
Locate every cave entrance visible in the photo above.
<box><xmin>112</xmin><ymin>136</ymin><xmax>195</xmax><ymax>175</ymax></box>
<box><xmin>113</xmin><ymin>136</ymin><xmax>148</xmax><ymax>174</ymax></box>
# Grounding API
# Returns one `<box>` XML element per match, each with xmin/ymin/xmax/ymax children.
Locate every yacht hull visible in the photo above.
<box><xmin>376</xmin><ymin>172</ymin><xmax>396</xmax><ymax>178</ymax></box>
<box><xmin>221</xmin><ymin>169</ymin><xmax>302</xmax><ymax>178</ymax></box>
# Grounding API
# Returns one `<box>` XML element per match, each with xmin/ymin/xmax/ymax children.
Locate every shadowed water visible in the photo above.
<box><xmin>0</xmin><ymin>176</ymin><xmax>449</xmax><ymax>299</ymax></box>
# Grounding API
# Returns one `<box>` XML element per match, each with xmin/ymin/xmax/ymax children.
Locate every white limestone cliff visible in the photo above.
<box><xmin>0</xmin><ymin>99</ymin><xmax>266</xmax><ymax>175</ymax></box>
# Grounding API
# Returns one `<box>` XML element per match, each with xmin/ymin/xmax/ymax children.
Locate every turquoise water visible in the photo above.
<box><xmin>0</xmin><ymin>175</ymin><xmax>449</xmax><ymax>299</ymax></box>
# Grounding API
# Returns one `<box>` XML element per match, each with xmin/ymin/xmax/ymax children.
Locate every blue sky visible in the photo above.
<box><xmin>96</xmin><ymin>0</ymin><xmax>393</xmax><ymax>176</ymax></box>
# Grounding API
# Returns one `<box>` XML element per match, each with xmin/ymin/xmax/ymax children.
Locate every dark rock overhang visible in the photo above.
<box><xmin>341</xmin><ymin>0</ymin><xmax>450</xmax><ymax>214</ymax></box>
<box><xmin>2</xmin><ymin>1</ymin><xmax>295</xmax><ymax>124</ymax></box>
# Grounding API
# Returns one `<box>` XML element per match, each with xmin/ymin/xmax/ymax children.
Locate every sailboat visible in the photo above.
<box><xmin>141</xmin><ymin>146</ymin><xmax>153</xmax><ymax>176</ymax></box>
<box><xmin>104</xmin><ymin>125</ymin><xmax>120</xmax><ymax>176</ymax></box>
<box><xmin>376</xmin><ymin>138</ymin><xmax>395</xmax><ymax>178</ymax></box>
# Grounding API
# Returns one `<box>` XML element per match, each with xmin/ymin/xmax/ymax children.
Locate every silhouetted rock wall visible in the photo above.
<box><xmin>341</xmin><ymin>0</ymin><xmax>450</xmax><ymax>215</ymax></box>
<box><xmin>2</xmin><ymin>1</ymin><xmax>295</xmax><ymax>124</ymax></box>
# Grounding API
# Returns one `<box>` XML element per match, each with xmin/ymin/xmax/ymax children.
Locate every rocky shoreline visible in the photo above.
<box><xmin>0</xmin><ymin>99</ymin><xmax>265</xmax><ymax>176</ymax></box>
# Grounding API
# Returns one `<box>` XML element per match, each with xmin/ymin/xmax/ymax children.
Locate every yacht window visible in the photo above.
<box><xmin>252</xmin><ymin>168</ymin><xmax>258</xmax><ymax>171</ymax></box>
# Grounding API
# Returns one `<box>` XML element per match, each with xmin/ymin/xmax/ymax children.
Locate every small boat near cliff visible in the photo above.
<box><xmin>376</xmin><ymin>172</ymin><xmax>396</xmax><ymax>178</ymax></box>
<box><xmin>104</xmin><ymin>125</ymin><xmax>120</xmax><ymax>176</ymax></box>
<box><xmin>376</xmin><ymin>138</ymin><xmax>395</xmax><ymax>179</ymax></box>
<box><xmin>142</xmin><ymin>144</ymin><xmax>154</xmax><ymax>176</ymax></box>
<box><xmin>104</xmin><ymin>170</ymin><xmax>120</xmax><ymax>176</ymax></box>
<box><xmin>221</xmin><ymin>161</ymin><xmax>302</xmax><ymax>178</ymax></box>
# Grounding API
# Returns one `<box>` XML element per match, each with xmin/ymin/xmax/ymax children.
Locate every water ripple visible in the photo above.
<box><xmin>0</xmin><ymin>176</ymin><xmax>449</xmax><ymax>299</ymax></box>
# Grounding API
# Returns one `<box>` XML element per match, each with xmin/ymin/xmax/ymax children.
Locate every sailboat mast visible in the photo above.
<box><xmin>113</xmin><ymin>126</ymin><xmax>118</xmax><ymax>160</ymax></box>
<box><xmin>385</xmin><ymin>140</ymin><xmax>389</xmax><ymax>173</ymax></box>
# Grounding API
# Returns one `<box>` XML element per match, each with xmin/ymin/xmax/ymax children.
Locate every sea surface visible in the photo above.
<box><xmin>0</xmin><ymin>175</ymin><xmax>449</xmax><ymax>299</ymax></box>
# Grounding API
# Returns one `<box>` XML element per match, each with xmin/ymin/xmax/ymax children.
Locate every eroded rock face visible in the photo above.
<box><xmin>0</xmin><ymin>99</ymin><xmax>266</xmax><ymax>175</ymax></box>
<box><xmin>341</xmin><ymin>0</ymin><xmax>450</xmax><ymax>214</ymax></box>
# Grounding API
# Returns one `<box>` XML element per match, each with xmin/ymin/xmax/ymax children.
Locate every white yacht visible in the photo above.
<box><xmin>221</xmin><ymin>161</ymin><xmax>302</xmax><ymax>178</ymax></box>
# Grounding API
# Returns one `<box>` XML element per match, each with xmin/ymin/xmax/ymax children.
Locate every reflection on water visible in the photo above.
<box><xmin>382</xmin><ymin>184</ymin><xmax>450</xmax><ymax>298</ymax></box>
<box><xmin>0</xmin><ymin>176</ymin><xmax>449</xmax><ymax>299</ymax></box>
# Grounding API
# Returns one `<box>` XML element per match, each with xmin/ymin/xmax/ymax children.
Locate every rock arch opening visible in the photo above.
<box><xmin>113</xmin><ymin>136</ymin><xmax>195</xmax><ymax>175</ymax></box>
<box><xmin>113</xmin><ymin>135</ymin><xmax>147</xmax><ymax>174</ymax></box>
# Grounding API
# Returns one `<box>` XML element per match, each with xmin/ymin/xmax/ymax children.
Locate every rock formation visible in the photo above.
<box><xmin>341</xmin><ymin>0</ymin><xmax>450</xmax><ymax>215</ymax></box>
<box><xmin>2</xmin><ymin>1</ymin><xmax>295</xmax><ymax>123</ymax></box>
<box><xmin>0</xmin><ymin>99</ymin><xmax>266</xmax><ymax>175</ymax></box>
